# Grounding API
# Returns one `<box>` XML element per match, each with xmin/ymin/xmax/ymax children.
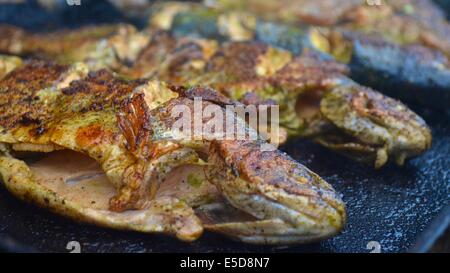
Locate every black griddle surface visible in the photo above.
<box><xmin>0</xmin><ymin>106</ymin><xmax>448</xmax><ymax>253</ymax></box>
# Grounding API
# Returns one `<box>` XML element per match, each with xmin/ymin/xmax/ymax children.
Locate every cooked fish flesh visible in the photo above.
<box><xmin>0</xmin><ymin>149</ymin><xmax>204</xmax><ymax>242</ymax></box>
<box><xmin>0</xmin><ymin>60</ymin><xmax>345</xmax><ymax>244</ymax></box>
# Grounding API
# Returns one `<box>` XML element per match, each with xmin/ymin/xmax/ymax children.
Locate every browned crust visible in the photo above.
<box><xmin>0</xmin><ymin>61</ymin><xmax>69</xmax><ymax>130</ymax></box>
<box><xmin>349</xmin><ymin>86</ymin><xmax>425</xmax><ymax>127</ymax></box>
<box><xmin>206</xmin><ymin>41</ymin><xmax>269</xmax><ymax>83</ymax></box>
<box><xmin>130</xmin><ymin>31</ymin><xmax>214</xmax><ymax>83</ymax></box>
<box><xmin>131</xmin><ymin>31</ymin><xmax>178</xmax><ymax>78</ymax></box>
<box><xmin>169</xmin><ymin>85</ymin><xmax>238</xmax><ymax>107</ymax></box>
<box><xmin>269</xmin><ymin>53</ymin><xmax>349</xmax><ymax>92</ymax></box>
<box><xmin>61</xmin><ymin>70</ymin><xmax>141</xmax><ymax>105</ymax></box>
<box><xmin>208</xmin><ymin>139</ymin><xmax>345</xmax><ymax>218</ymax></box>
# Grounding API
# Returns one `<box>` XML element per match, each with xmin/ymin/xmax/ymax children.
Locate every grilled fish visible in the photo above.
<box><xmin>202</xmin><ymin>0</ymin><xmax>450</xmax><ymax>55</ymax></box>
<box><xmin>0</xmin><ymin>23</ymin><xmax>149</xmax><ymax>70</ymax></box>
<box><xmin>150</xmin><ymin>1</ymin><xmax>450</xmax><ymax>110</ymax></box>
<box><xmin>0</xmin><ymin>60</ymin><xmax>345</xmax><ymax>244</ymax></box>
<box><xmin>0</xmin><ymin>25</ymin><xmax>433</xmax><ymax>168</ymax></box>
<box><xmin>125</xmin><ymin>33</ymin><xmax>431</xmax><ymax>168</ymax></box>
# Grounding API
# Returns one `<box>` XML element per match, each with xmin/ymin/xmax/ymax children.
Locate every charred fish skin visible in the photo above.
<box><xmin>0</xmin><ymin>60</ymin><xmax>346</xmax><ymax>244</ymax></box>
<box><xmin>238</xmin><ymin>0</ymin><xmax>450</xmax><ymax>110</ymax></box>
<box><xmin>168</xmin><ymin>0</ymin><xmax>450</xmax><ymax>56</ymax></box>
<box><xmin>0</xmin><ymin>62</ymin><xmax>204</xmax><ymax>240</ymax></box>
